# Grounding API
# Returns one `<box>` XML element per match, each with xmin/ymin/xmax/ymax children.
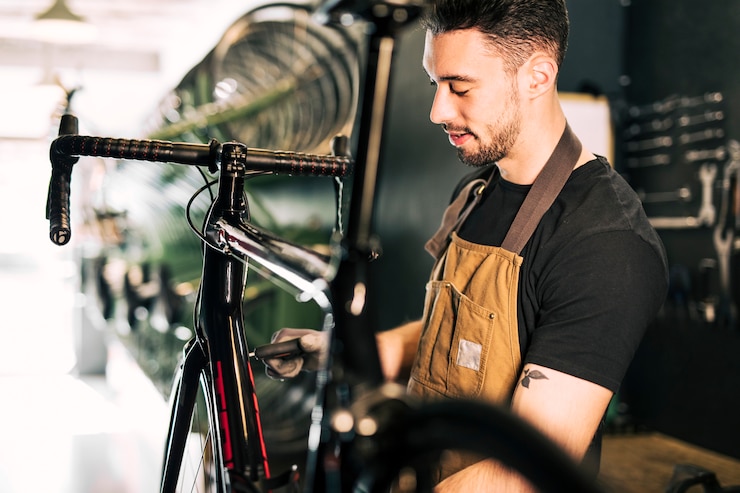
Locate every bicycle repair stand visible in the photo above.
<box><xmin>306</xmin><ymin>1</ymin><xmax>430</xmax><ymax>491</ymax></box>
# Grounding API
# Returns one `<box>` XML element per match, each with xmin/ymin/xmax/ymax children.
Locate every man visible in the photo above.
<box><xmin>267</xmin><ymin>0</ymin><xmax>668</xmax><ymax>490</ymax></box>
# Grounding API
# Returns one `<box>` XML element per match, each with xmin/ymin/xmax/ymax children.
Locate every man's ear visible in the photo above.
<box><xmin>523</xmin><ymin>53</ymin><xmax>558</xmax><ymax>98</ymax></box>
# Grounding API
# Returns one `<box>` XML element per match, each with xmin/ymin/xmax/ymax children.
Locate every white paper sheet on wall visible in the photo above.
<box><xmin>560</xmin><ymin>92</ymin><xmax>613</xmax><ymax>164</ymax></box>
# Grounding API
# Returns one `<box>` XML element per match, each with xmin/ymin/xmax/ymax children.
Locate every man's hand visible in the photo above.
<box><xmin>261</xmin><ymin>328</ymin><xmax>328</xmax><ymax>379</ymax></box>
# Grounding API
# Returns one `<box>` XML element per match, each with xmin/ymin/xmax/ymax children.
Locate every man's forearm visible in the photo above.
<box><xmin>376</xmin><ymin>319</ymin><xmax>423</xmax><ymax>381</ymax></box>
<box><xmin>435</xmin><ymin>459</ymin><xmax>535</xmax><ymax>493</ymax></box>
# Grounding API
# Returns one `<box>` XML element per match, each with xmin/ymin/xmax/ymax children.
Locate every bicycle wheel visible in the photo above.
<box><xmin>351</xmin><ymin>394</ymin><xmax>603</xmax><ymax>493</ymax></box>
<box><xmin>161</xmin><ymin>340</ymin><xmax>226</xmax><ymax>493</ymax></box>
<box><xmin>175</xmin><ymin>376</ymin><xmax>221</xmax><ymax>492</ymax></box>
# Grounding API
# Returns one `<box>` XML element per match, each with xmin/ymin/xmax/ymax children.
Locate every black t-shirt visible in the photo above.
<box><xmin>457</xmin><ymin>157</ymin><xmax>668</xmax><ymax>393</ymax></box>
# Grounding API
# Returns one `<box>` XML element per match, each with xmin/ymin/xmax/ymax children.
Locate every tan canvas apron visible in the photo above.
<box><xmin>408</xmin><ymin>124</ymin><xmax>582</xmax><ymax>482</ymax></box>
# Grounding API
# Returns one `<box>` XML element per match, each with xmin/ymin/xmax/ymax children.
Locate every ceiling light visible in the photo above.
<box><xmin>32</xmin><ymin>0</ymin><xmax>97</xmax><ymax>45</ymax></box>
<box><xmin>35</xmin><ymin>0</ymin><xmax>85</xmax><ymax>23</ymax></box>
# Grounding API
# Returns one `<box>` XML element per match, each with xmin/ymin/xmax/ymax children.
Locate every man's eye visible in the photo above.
<box><xmin>449</xmin><ymin>85</ymin><xmax>468</xmax><ymax>96</ymax></box>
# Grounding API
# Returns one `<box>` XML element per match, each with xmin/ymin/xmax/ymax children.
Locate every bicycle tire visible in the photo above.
<box><xmin>352</xmin><ymin>396</ymin><xmax>604</xmax><ymax>493</ymax></box>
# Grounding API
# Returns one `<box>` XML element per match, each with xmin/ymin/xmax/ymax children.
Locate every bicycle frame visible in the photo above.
<box><xmin>161</xmin><ymin>142</ymin><xmax>341</xmax><ymax>491</ymax></box>
<box><xmin>173</xmin><ymin>143</ymin><xmax>340</xmax><ymax>490</ymax></box>
<box><xmin>47</xmin><ymin>129</ymin><xmax>352</xmax><ymax>491</ymax></box>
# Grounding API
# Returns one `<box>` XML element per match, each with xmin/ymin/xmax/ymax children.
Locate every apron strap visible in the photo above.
<box><xmin>501</xmin><ymin>123</ymin><xmax>582</xmax><ymax>254</ymax></box>
<box><xmin>424</xmin><ymin>123</ymin><xmax>582</xmax><ymax>259</ymax></box>
<box><xmin>424</xmin><ymin>173</ymin><xmax>493</xmax><ymax>259</ymax></box>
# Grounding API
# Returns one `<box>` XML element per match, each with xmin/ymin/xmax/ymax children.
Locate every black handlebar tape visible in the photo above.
<box><xmin>50</xmin><ymin>135</ymin><xmax>213</xmax><ymax>165</ymax></box>
<box><xmin>251</xmin><ymin>338</ymin><xmax>305</xmax><ymax>360</ymax></box>
<box><xmin>47</xmin><ymin>114</ymin><xmax>79</xmax><ymax>246</ymax></box>
<box><xmin>47</xmin><ymin>159</ymin><xmax>75</xmax><ymax>245</ymax></box>
<box><xmin>244</xmin><ymin>148</ymin><xmax>352</xmax><ymax>178</ymax></box>
<box><xmin>47</xmin><ymin>134</ymin><xmax>212</xmax><ymax>246</ymax></box>
<box><xmin>51</xmin><ymin>136</ymin><xmax>351</xmax><ymax>177</ymax></box>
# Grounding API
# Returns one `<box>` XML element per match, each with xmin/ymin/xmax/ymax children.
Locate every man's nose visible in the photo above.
<box><xmin>429</xmin><ymin>90</ymin><xmax>455</xmax><ymax>125</ymax></box>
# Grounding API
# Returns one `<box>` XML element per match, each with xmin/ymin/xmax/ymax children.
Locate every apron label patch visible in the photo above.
<box><xmin>456</xmin><ymin>339</ymin><xmax>482</xmax><ymax>371</ymax></box>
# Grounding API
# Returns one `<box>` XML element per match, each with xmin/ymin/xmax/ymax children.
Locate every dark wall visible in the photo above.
<box><xmin>560</xmin><ymin>0</ymin><xmax>627</xmax><ymax>96</ymax></box>
<box><xmin>624</xmin><ymin>0</ymin><xmax>740</xmax><ymax>158</ymax></box>
<box><xmin>625</xmin><ymin>1</ymin><xmax>740</xmax><ymax>112</ymax></box>
<box><xmin>371</xmin><ymin>25</ymin><xmax>465</xmax><ymax>330</ymax></box>
<box><xmin>619</xmin><ymin>0</ymin><xmax>740</xmax><ymax>459</ymax></box>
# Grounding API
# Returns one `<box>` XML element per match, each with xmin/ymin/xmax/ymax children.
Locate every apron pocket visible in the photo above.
<box><xmin>412</xmin><ymin>280</ymin><xmax>495</xmax><ymax>399</ymax></box>
<box><xmin>446</xmin><ymin>285</ymin><xmax>495</xmax><ymax>397</ymax></box>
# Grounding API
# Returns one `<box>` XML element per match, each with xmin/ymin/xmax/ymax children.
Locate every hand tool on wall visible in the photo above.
<box><xmin>712</xmin><ymin>140</ymin><xmax>740</xmax><ymax>329</ymax></box>
<box><xmin>649</xmin><ymin>163</ymin><xmax>716</xmax><ymax>229</ymax></box>
<box><xmin>685</xmin><ymin>146</ymin><xmax>727</xmax><ymax>164</ymax></box>
<box><xmin>637</xmin><ymin>186</ymin><xmax>692</xmax><ymax>204</ymax></box>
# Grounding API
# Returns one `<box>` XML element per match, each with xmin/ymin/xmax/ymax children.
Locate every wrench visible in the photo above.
<box><xmin>637</xmin><ymin>187</ymin><xmax>692</xmax><ymax>204</ymax></box>
<box><xmin>677</xmin><ymin>110</ymin><xmax>724</xmax><ymax>128</ymax></box>
<box><xmin>625</xmin><ymin>135</ymin><xmax>673</xmax><ymax>153</ymax></box>
<box><xmin>713</xmin><ymin>140</ymin><xmax>740</xmax><ymax>295</ymax></box>
<box><xmin>678</xmin><ymin>127</ymin><xmax>725</xmax><ymax>145</ymax></box>
<box><xmin>649</xmin><ymin>163</ymin><xmax>716</xmax><ymax>229</ymax></box>
<box><xmin>626</xmin><ymin>154</ymin><xmax>671</xmax><ymax>168</ymax></box>
<box><xmin>685</xmin><ymin>146</ymin><xmax>726</xmax><ymax>163</ymax></box>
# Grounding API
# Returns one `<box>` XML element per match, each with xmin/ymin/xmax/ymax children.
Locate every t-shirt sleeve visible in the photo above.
<box><xmin>523</xmin><ymin>230</ymin><xmax>668</xmax><ymax>393</ymax></box>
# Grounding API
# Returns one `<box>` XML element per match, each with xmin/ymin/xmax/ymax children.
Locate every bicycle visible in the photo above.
<box><xmin>46</xmin><ymin>1</ymin><xmax>604</xmax><ymax>492</ymax></box>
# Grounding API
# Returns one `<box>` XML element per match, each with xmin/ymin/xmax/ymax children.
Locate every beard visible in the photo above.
<box><xmin>456</xmin><ymin>87</ymin><xmax>522</xmax><ymax>168</ymax></box>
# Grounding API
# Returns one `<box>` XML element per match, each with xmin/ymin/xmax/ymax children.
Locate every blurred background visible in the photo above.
<box><xmin>1</xmin><ymin>0</ymin><xmax>739</xmax><ymax>492</ymax></box>
<box><xmin>0</xmin><ymin>1</ymin><xmax>255</xmax><ymax>491</ymax></box>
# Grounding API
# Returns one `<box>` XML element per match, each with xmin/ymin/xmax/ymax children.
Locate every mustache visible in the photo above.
<box><xmin>442</xmin><ymin>123</ymin><xmax>474</xmax><ymax>136</ymax></box>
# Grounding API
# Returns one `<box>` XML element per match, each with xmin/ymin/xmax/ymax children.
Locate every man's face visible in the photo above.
<box><xmin>423</xmin><ymin>28</ymin><xmax>522</xmax><ymax>167</ymax></box>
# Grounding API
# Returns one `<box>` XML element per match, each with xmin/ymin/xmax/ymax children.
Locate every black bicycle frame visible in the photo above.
<box><xmin>47</xmin><ymin>130</ymin><xmax>351</xmax><ymax>492</ymax></box>
<box><xmin>162</xmin><ymin>140</ymin><xmax>348</xmax><ymax>491</ymax></box>
<box><xmin>162</xmin><ymin>144</ymin><xmax>270</xmax><ymax>491</ymax></box>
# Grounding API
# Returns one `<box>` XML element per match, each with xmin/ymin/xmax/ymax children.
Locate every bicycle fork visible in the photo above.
<box><xmin>160</xmin><ymin>334</ymin><xmax>223</xmax><ymax>491</ymax></box>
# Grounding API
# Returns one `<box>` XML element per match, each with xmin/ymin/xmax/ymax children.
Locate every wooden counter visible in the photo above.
<box><xmin>599</xmin><ymin>433</ymin><xmax>740</xmax><ymax>492</ymax></box>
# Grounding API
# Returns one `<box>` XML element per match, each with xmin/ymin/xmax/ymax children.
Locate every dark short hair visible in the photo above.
<box><xmin>421</xmin><ymin>0</ymin><xmax>569</xmax><ymax>72</ymax></box>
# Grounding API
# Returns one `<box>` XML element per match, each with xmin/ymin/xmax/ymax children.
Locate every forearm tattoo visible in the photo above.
<box><xmin>520</xmin><ymin>368</ymin><xmax>549</xmax><ymax>389</ymax></box>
